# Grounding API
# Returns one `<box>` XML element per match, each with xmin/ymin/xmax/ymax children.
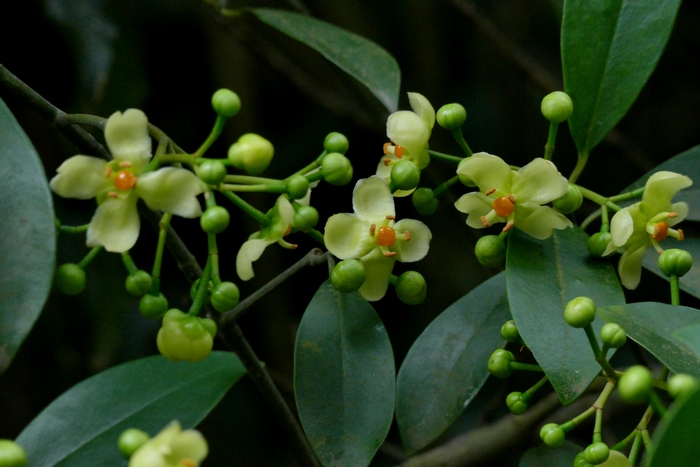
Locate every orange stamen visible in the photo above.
<box><xmin>484</xmin><ymin>188</ymin><xmax>496</xmax><ymax>196</ymax></box>
<box><xmin>493</xmin><ymin>196</ymin><xmax>515</xmax><ymax>218</ymax></box>
<box><xmin>394</xmin><ymin>145</ymin><xmax>405</xmax><ymax>158</ymax></box>
<box><xmin>668</xmin><ymin>212</ymin><xmax>678</xmax><ymax>218</ymax></box>
<box><xmin>107</xmin><ymin>191</ymin><xmax>118</xmax><ymax>198</ymax></box>
<box><xmin>105</xmin><ymin>167</ymin><xmax>112</xmax><ymax>178</ymax></box>
<box><xmin>383</xmin><ymin>251</ymin><xmax>397</xmax><ymax>257</ymax></box>
<box><xmin>369</xmin><ymin>224</ymin><xmax>376</xmax><ymax>236</ymax></box>
<box><xmin>480</xmin><ymin>216</ymin><xmax>490</xmax><ymax>227</ymax></box>
<box><xmin>386</xmin><ymin>215</ymin><xmax>395</xmax><ymax>220</ymax></box>
<box><xmin>503</xmin><ymin>221</ymin><xmax>514</xmax><ymax>232</ymax></box>
<box><xmin>376</xmin><ymin>226</ymin><xmax>396</xmax><ymax>246</ymax></box>
<box><xmin>652</xmin><ymin>222</ymin><xmax>669</xmax><ymax>241</ymax></box>
<box><xmin>679</xmin><ymin>229</ymin><xmax>684</xmax><ymax>241</ymax></box>
<box><xmin>114</xmin><ymin>170</ymin><xmax>137</xmax><ymax>190</ymax></box>
<box><xmin>405</xmin><ymin>231</ymin><xmax>411</xmax><ymax>241</ymax></box>
<box><xmin>383</xmin><ymin>142</ymin><xmax>391</xmax><ymax>155</ymax></box>
<box><xmin>118</xmin><ymin>161</ymin><xmax>132</xmax><ymax>168</ymax></box>
<box><xmin>383</xmin><ymin>158</ymin><xmax>392</xmax><ymax>166</ymax></box>
<box><xmin>284</xmin><ymin>226</ymin><xmax>292</xmax><ymax>236</ymax></box>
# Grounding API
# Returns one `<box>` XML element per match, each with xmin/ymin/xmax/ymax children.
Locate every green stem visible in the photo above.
<box><xmin>208</xmin><ymin>233</ymin><xmax>221</xmax><ymax>285</ymax></box>
<box><xmin>224</xmin><ymin>174</ymin><xmax>282</xmax><ymax>184</ymax></box>
<box><xmin>121</xmin><ymin>252</ymin><xmax>139</xmax><ymax>275</ymax></box>
<box><xmin>628</xmin><ymin>431</ymin><xmax>643</xmax><ymax>464</ymax></box>
<box><xmin>188</xmin><ymin>257</ymin><xmax>212</xmax><ymax>316</ymax></box>
<box><xmin>569</xmin><ymin>150</ymin><xmax>589</xmax><ymax>184</ymax></box>
<box><xmin>509</xmin><ymin>362</ymin><xmax>543</xmax><ymax>372</ymax></box>
<box><xmin>156</xmin><ymin>153</ymin><xmax>196</xmax><ymax>166</ymax></box>
<box><xmin>59</xmin><ymin>113</ymin><xmax>106</xmax><ymax>129</ymax></box>
<box><xmin>560</xmin><ymin>406</ymin><xmax>596</xmax><ymax>432</ymax></box>
<box><xmin>428</xmin><ymin>150</ymin><xmax>464</xmax><ymax>164</ymax></box>
<box><xmin>433</xmin><ymin>175</ymin><xmax>461</xmax><ymax>198</ymax></box>
<box><xmin>451</xmin><ymin>127</ymin><xmax>473</xmax><ymax>157</ymax></box>
<box><xmin>592</xmin><ymin>403</ymin><xmax>604</xmax><ymax>443</ymax></box>
<box><xmin>221</xmin><ymin>183</ymin><xmax>287</xmax><ymax>193</ymax></box>
<box><xmin>193</xmin><ymin>115</ymin><xmax>227</xmax><ymax>158</ymax></box>
<box><xmin>543</xmin><ymin>122</ymin><xmax>558</xmax><ymax>161</ymax></box>
<box><xmin>584</xmin><ymin>325</ymin><xmax>618</xmax><ymax>381</ymax></box>
<box><xmin>609</xmin><ymin>187</ymin><xmax>645</xmax><ymax>203</ymax></box>
<box><xmin>77</xmin><ymin>246</ymin><xmax>102</xmax><ymax>269</ymax></box>
<box><xmin>220</xmin><ymin>190</ymin><xmax>270</xmax><ymax>226</ymax></box>
<box><xmin>305</xmin><ymin>228</ymin><xmax>325</xmax><ymax>245</ymax></box>
<box><xmin>58</xmin><ymin>223</ymin><xmax>90</xmax><ymax>234</ymax></box>
<box><xmin>150</xmin><ymin>213</ymin><xmax>173</xmax><ymax>295</ymax></box>
<box><xmin>523</xmin><ymin>375</ymin><xmax>549</xmax><ymax>399</ymax></box>
<box><xmin>648</xmin><ymin>390</ymin><xmax>667</xmax><ymax>417</ymax></box>
<box><xmin>671</xmin><ymin>274</ymin><xmax>680</xmax><ymax>306</ymax></box>
<box><xmin>288</xmin><ymin>154</ymin><xmax>324</xmax><ymax>180</ymax></box>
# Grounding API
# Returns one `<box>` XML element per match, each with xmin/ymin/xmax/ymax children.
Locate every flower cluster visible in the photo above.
<box><xmin>128</xmin><ymin>421</ymin><xmax>208</xmax><ymax>467</ymax></box>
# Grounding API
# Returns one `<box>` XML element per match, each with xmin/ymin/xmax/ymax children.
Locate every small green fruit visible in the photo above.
<box><xmin>539</xmin><ymin>423</ymin><xmax>565</xmax><ymax>447</ymax></box>
<box><xmin>667</xmin><ymin>373</ymin><xmax>698</xmax><ymax>399</ymax></box>
<box><xmin>658</xmin><ymin>248</ymin><xmax>693</xmax><ymax>277</ymax></box>
<box><xmin>600</xmin><ymin>323</ymin><xmax>626</xmax><ymax>349</ymax></box>
<box><xmin>541</xmin><ymin>91</ymin><xmax>573</xmax><ymax>123</ymax></box>
<box><xmin>617</xmin><ymin>365</ymin><xmax>653</xmax><ymax>403</ymax></box>
<box><xmin>500</xmin><ymin>320</ymin><xmax>521</xmax><ymax>343</ymax></box>
<box><xmin>390</xmin><ymin>160</ymin><xmax>420</xmax><ymax>191</ymax></box>
<box><xmin>117</xmin><ymin>428</ymin><xmax>150</xmax><ymax>459</ymax></box>
<box><xmin>553</xmin><ymin>183</ymin><xmax>583</xmax><ymax>214</ymax></box>
<box><xmin>210</xmin><ymin>281</ymin><xmax>240</xmax><ymax>312</ymax></box>
<box><xmin>583</xmin><ymin>442</ymin><xmax>610</xmax><ymax>465</ymax></box>
<box><xmin>323</xmin><ymin>132</ymin><xmax>349</xmax><ymax>154</ymax></box>
<box><xmin>395</xmin><ymin>271</ymin><xmax>427</xmax><ymax>305</ymax></box>
<box><xmin>200</xmin><ymin>206</ymin><xmax>231</xmax><ymax>234</ymax></box>
<box><xmin>412</xmin><ymin>187</ymin><xmax>439</xmax><ymax>216</ymax></box>
<box><xmin>228</xmin><ymin>133</ymin><xmax>274</xmax><ymax>175</ymax></box>
<box><xmin>0</xmin><ymin>439</ymin><xmax>27</xmax><ymax>467</ymax></box>
<box><xmin>331</xmin><ymin>259</ymin><xmax>366</xmax><ymax>293</ymax></box>
<box><xmin>287</xmin><ymin>174</ymin><xmax>310</xmax><ymax>200</ymax></box>
<box><xmin>474</xmin><ymin>235</ymin><xmax>506</xmax><ymax>268</ymax></box>
<box><xmin>55</xmin><ymin>263</ymin><xmax>86</xmax><ymax>295</ymax></box>
<box><xmin>211</xmin><ymin>88</ymin><xmax>241</xmax><ymax>118</ymax></box>
<box><xmin>293</xmin><ymin>206</ymin><xmax>319</xmax><ymax>232</ymax></box>
<box><xmin>598</xmin><ymin>450</ymin><xmax>632</xmax><ymax>467</ymax></box>
<box><xmin>321</xmin><ymin>152</ymin><xmax>353</xmax><ymax>186</ymax></box>
<box><xmin>139</xmin><ymin>293</ymin><xmax>169</xmax><ymax>319</ymax></box>
<box><xmin>436</xmin><ymin>103</ymin><xmax>467</xmax><ymax>130</ymax></box>
<box><xmin>196</xmin><ymin>160</ymin><xmax>227</xmax><ymax>186</ymax></box>
<box><xmin>488</xmin><ymin>349</ymin><xmax>515</xmax><ymax>379</ymax></box>
<box><xmin>506</xmin><ymin>391</ymin><xmax>528</xmax><ymax>415</ymax></box>
<box><xmin>125</xmin><ymin>270</ymin><xmax>153</xmax><ymax>297</ymax></box>
<box><xmin>587</xmin><ymin>232</ymin><xmax>612</xmax><ymax>258</ymax></box>
<box><xmin>564</xmin><ymin>296</ymin><xmax>596</xmax><ymax>328</ymax></box>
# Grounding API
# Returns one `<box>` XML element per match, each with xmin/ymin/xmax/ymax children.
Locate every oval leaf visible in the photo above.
<box><xmin>647</xmin><ymin>387</ymin><xmax>700</xmax><ymax>466</ymax></box>
<box><xmin>16</xmin><ymin>352</ymin><xmax>246</xmax><ymax>466</ymax></box>
<box><xmin>507</xmin><ymin>227</ymin><xmax>625</xmax><ymax>404</ymax></box>
<box><xmin>0</xmin><ymin>97</ymin><xmax>56</xmax><ymax>375</ymax></box>
<box><xmin>396</xmin><ymin>272</ymin><xmax>509</xmax><ymax>454</ymax></box>
<box><xmin>294</xmin><ymin>280</ymin><xmax>395</xmax><ymax>467</ymax></box>
<box><xmin>248</xmin><ymin>8</ymin><xmax>400</xmax><ymax>113</ymax></box>
<box><xmin>675</xmin><ymin>323</ymin><xmax>700</xmax><ymax>357</ymax></box>
<box><xmin>597</xmin><ymin>303</ymin><xmax>700</xmax><ymax>376</ymax></box>
<box><xmin>562</xmin><ymin>0</ymin><xmax>681</xmax><ymax>153</ymax></box>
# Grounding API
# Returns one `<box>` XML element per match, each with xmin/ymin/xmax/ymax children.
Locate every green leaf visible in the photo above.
<box><xmin>396</xmin><ymin>273</ymin><xmax>509</xmax><ymax>454</ymax></box>
<box><xmin>16</xmin><ymin>352</ymin><xmax>245</xmax><ymax>466</ymax></box>
<box><xmin>598</xmin><ymin>303</ymin><xmax>700</xmax><ymax>376</ymax></box>
<box><xmin>646</xmin><ymin>387</ymin><xmax>700</xmax><ymax>466</ymax></box>
<box><xmin>562</xmin><ymin>0</ymin><xmax>681</xmax><ymax>153</ymax></box>
<box><xmin>641</xmin><ymin>237</ymin><xmax>700</xmax><ymax>300</ymax></box>
<box><xmin>519</xmin><ymin>440</ymin><xmax>581</xmax><ymax>466</ymax></box>
<box><xmin>675</xmin><ymin>323</ymin><xmax>700</xmax><ymax>356</ymax></box>
<box><xmin>294</xmin><ymin>280</ymin><xmax>395</xmax><ymax>467</ymax></box>
<box><xmin>506</xmin><ymin>227</ymin><xmax>625</xmax><ymax>404</ymax></box>
<box><xmin>248</xmin><ymin>8</ymin><xmax>400</xmax><ymax>112</ymax></box>
<box><xmin>0</xmin><ymin>97</ymin><xmax>56</xmax><ymax>375</ymax></box>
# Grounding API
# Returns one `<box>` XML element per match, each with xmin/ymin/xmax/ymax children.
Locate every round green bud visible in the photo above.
<box><xmin>0</xmin><ymin>440</ymin><xmax>27</xmax><ymax>467</ymax></box>
<box><xmin>598</xmin><ymin>450</ymin><xmax>632</xmax><ymax>467</ymax></box>
<box><xmin>553</xmin><ymin>183</ymin><xmax>583</xmax><ymax>214</ymax></box>
<box><xmin>390</xmin><ymin>160</ymin><xmax>420</xmax><ymax>191</ymax></box>
<box><xmin>500</xmin><ymin>320</ymin><xmax>521</xmax><ymax>343</ymax></box>
<box><xmin>210</xmin><ymin>281</ymin><xmax>240</xmax><ymax>312</ymax></box>
<box><xmin>667</xmin><ymin>373</ymin><xmax>698</xmax><ymax>399</ymax></box>
<box><xmin>539</xmin><ymin>423</ymin><xmax>565</xmax><ymax>447</ymax></box>
<box><xmin>189</xmin><ymin>278</ymin><xmax>212</xmax><ymax>303</ymax></box>
<box><xmin>617</xmin><ymin>365</ymin><xmax>653</xmax><ymax>403</ymax></box>
<box><xmin>125</xmin><ymin>270</ymin><xmax>153</xmax><ymax>297</ymax></box>
<box><xmin>474</xmin><ymin>235</ymin><xmax>506</xmax><ymax>268</ymax></box>
<box><xmin>541</xmin><ymin>91</ymin><xmax>573</xmax><ymax>123</ymax></box>
<box><xmin>228</xmin><ymin>133</ymin><xmax>274</xmax><ymax>175</ymax></box>
<box><xmin>117</xmin><ymin>428</ymin><xmax>150</xmax><ymax>459</ymax></box>
<box><xmin>600</xmin><ymin>323</ymin><xmax>626</xmax><ymax>348</ymax></box>
<box><xmin>658</xmin><ymin>248</ymin><xmax>693</xmax><ymax>277</ymax></box>
<box><xmin>211</xmin><ymin>88</ymin><xmax>241</xmax><ymax>118</ymax></box>
<box><xmin>587</xmin><ymin>232</ymin><xmax>612</xmax><ymax>258</ymax></box>
<box><xmin>506</xmin><ymin>391</ymin><xmax>528</xmax><ymax>415</ymax></box>
<box><xmin>395</xmin><ymin>271</ymin><xmax>427</xmax><ymax>305</ymax></box>
<box><xmin>457</xmin><ymin>157</ymin><xmax>476</xmax><ymax>187</ymax></box>
<box><xmin>196</xmin><ymin>160</ymin><xmax>227</xmax><ymax>186</ymax></box>
<box><xmin>323</xmin><ymin>132</ymin><xmax>349</xmax><ymax>154</ymax></box>
<box><xmin>287</xmin><ymin>174</ymin><xmax>310</xmax><ymax>200</ymax></box>
<box><xmin>436</xmin><ymin>103</ymin><xmax>467</xmax><ymax>130</ymax></box>
<box><xmin>331</xmin><ymin>259</ymin><xmax>366</xmax><ymax>293</ymax></box>
<box><xmin>293</xmin><ymin>206</ymin><xmax>319</xmax><ymax>232</ymax></box>
<box><xmin>321</xmin><ymin>152</ymin><xmax>353</xmax><ymax>186</ymax></box>
<box><xmin>139</xmin><ymin>293</ymin><xmax>169</xmax><ymax>319</ymax></box>
<box><xmin>488</xmin><ymin>349</ymin><xmax>515</xmax><ymax>379</ymax></box>
<box><xmin>157</xmin><ymin>311</ymin><xmax>215</xmax><ymax>362</ymax></box>
<box><xmin>574</xmin><ymin>452</ymin><xmax>594</xmax><ymax>467</ymax></box>
<box><xmin>54</xmin><ymin>263</ymin><xmax>86</xmax><ymax>295</ymax></box>
<box><xmin>200</xmin><ymin>206</ymin><xmax>230</xmax><ymax>234</ymax></box>
<box><xmin>412</xmin><ymin>187</ymin><xmax>439</xmax><ymax>216</ymax></box>
<box><xmin>564</xmin><ymin>296</ymin><xmax>596</xmax><ymax>328</ymax></box>
<box><xmin>584</xmin><ymin>442</ymin><xmax>610</xmax><ymax>465</ymax></box>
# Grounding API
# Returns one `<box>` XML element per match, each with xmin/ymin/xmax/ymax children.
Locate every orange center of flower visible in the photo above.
<box><xmin>652</xmin><ymin>222</ymin><xmax>669</xmax><ymax>241</ymax></box>
<box><xmin>493</xmin><ymin>196</ymin><xmax>515</xmax><ymax>218</ymax></box>
<box><xmin>376</xmin><ymin>226</ymin><xmax>396</xmax><ymax>246</ymax></box>
<box><xmin>114</xmin><ymin>170</ymin><xmax>137</xmax><ymax>190</ymax></box>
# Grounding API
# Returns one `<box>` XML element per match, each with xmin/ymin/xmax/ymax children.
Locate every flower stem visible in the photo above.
<box><xmin>150</xmin><ymin>213</ymin><xmax>173</xmax><ymax>294</ymax></box>
<box><xmin>609</xmin><ymin>187</ymin><xmax>645</xmax><ymax>203</ymax></box>
<box><xmin>58</xmin><ymin>223</ymin><xmax>89</xmax><ymax>235</ymax></box>
<box><xmin>509</xmin><ymin>362</ymin><xmax>543</xmax><ymax>372</ymax></box>
<box><xmin>428</xmin><ymin>150</ymin><xmax>464</xmax><ymax>164</ymax></box>
<box><xmin>156</xmin><ymin>153</ymin><xmax>196</xmax><ymax>166</ymax></box>
<box><xmin>193</xmin><ymin>115</ymin><xmax>227</xmax><ymax>158</ymax></box>
<box><xmin>451</xmin><ymin>128</ymin><xmax>473</xmax><ymax>157</ymax></box>
<box><xmin>208</xmin><ymin>233</ymin><xmax>221</xmax><ymax>285</ymax></box>
<box><xmin>569</xmin><ymin>150</ymin><xmax>589</xmax><ymax>184</ymax></box>
<box><xmin>305</xmin><ymin>228</ymin><xmax>325</xmax><ymax>245</ymax></box>
<box><xmin>77</xmin><ymin>246</ymin><xmax>102</xmax><ymax>269</ymax></box>
<box><xmin>121</xmin><ymin>252</ymin><xmax>139</xmax><ymax>275</ymax></box>
<box><xmin>671</xmin><ymin>274</ymin><xmax>680</xmax><ymax>306</ymax></box>
<box><xmin>584</xmin><ymin>324</ymin><xmax>618</xmax><ymax>381</ymax></box>
<box><xmin>224</xmin><ymin>174</ymin><xmax>282</xmax><ymax>184</ymax></box>
<box><xmin>188</xmin><ymin>257</ymin><xmax>212</xmax><ymax>316</ymax></box>
<box><xmin>433</xmin><ymin>175</ymin><xmax>461</xmax><ymax>198</ymax></box>
<box><xmin>543</xmin><ymin>122</ymin><xmax>558</xmax><ymax>161</ymax></box>
<box><xmin>220</xmin><ymin>190</ymin><xmax>271</xmax><ymax>226</ymax></box>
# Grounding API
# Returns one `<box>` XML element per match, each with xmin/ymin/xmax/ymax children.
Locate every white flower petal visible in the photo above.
<box><xmin>670</xmin><ymin>201</ymin><xmax>689</xmax><ymax>226</ymax></box>
<box><xmin>514</xmin><ymin>204</ymin><xmax>572</xmax><ymax>240</ymax></box>
<box><xmin>86</xmin><ymin>194</ymin><xmax>140</xmax><ymax>252</ymax></box>
<box><xmin>168</xmin><ymin>430</ymin><xmax>208</xmax><ymax>464</ymax></box>
<box><xmin>392</xmin><ymin>219</ymin><xmax>432</xmax><ymax>262</ymax></box>
<box><xmin>641</xmin><ymin>171</ymin><xmax>693</xmax><ymax>215</ymax></box>
<box><xmin>136</xmin><ymin>167</ymin><xmax>203</xmax><ymax>218</ymax></box>
<box><xmin>50</xmin><ymin>155</ymin><xmax>110</xmax><ymax>199</ymax></box>
<box><xmin>236</xmin><ymin>238</ymin><xmax>272</xmax><ymax>281</ymax></box>
<box><xmin>456</xmin><ymin>153</ymin><xmax>512</xmax><ymax>193</ymax></box>
<box><xmin>358</xmin><ymin>248</ymin><xmax>396</xmax><ymax>301</ymax></box>
<box><xmin>407</xmin><ymin>92</ymin><xmax>436</xmax><ymax>130</ymax></box>
<box><xmin>324</xmin><ymin>213</ymin><xmax>374</xmax><ymax>259</ymax></box>
<box><xmin>454</xmin><ymin>192</ymin><xmax>497</xmax><ymax>229</ymax></box>
<box><xmin>352</xmin><ymin>177</ymin><xmax>395</xmax><ymax>222</ymax></box>
<box><xmin>610</xmin><ymin>205</ymin><xmax>637</xmax><ymax>247</ymax></box>
<box><xmin>386</xmin><ymin>111</ymin><xmax>430</xmax><ymax>162</ymax></box>
<box><xmin>617</xmin><ymin>241</ymin><xmax>648</xmax><ymax>290</ymax></box>
<box><xmin>511</xmin><ymin>158</ymin><xmax>568</xmax><ymax>204</ymax></box>
<box><xmin>104</xmin><ymin>109</ymin><xmax>152</xmax><ymax>172</ymax></box>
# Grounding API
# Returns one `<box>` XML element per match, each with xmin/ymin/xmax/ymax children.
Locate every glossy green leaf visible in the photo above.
<box><xmin>507</xmin><ymin>227</ymin><xmax>625</xmax><ymax>403</ymax></box>
<box><xmin>0</xmin><ymin>97</ymin><xmax>56</xmax><ymax>375</ymax></box>
<box><xmin>396</xmin><ymin>273</ymin><xmax>510</xmax><ymax>454</ymax></box>
<box><xmin>598</xmin><ymin>303</ymin><xmax>700</xmax><ymax>376</ymax></box>
<box><xmin>294</xmin><ymin>280</ymin><xmax>395</xmax><ymax>467</ymax></box>
<box><xmin>248</xmin><ymin>8</ymin><xmax>400</xmax><ymax>112</ymax></box>
<box><xmin>519</xmin><ymin>440</ymin><xmax>581</xmax><ymax>466</ymax></box>
<box><xmin>641</xmin><ymin>237</ymin><xmax>700</xmax><ymax>300</ymax></box>
<box><xmin>562</xmin><ymin>0</ymin><xmax>681</xmax><ymax>153</ymax></box>
<box><xmin>675</xmin><ymin>323</ymin><xmax>700</xmax><ymax>357</ymax></box>
<box><xmin>646</xmin><ymin>387</ymin><xmax>700</xmax><ymax>466</ymax></box>
<box><xmin>16</xmin><ymin>352</ymin><xmax>246</xmax><ymax>466</ymax></box>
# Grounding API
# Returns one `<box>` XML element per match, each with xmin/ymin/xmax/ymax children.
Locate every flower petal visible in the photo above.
<box><xmin>136</xmin><ymin>167</ymin><xmax>203</xmax><ymax>218</ymax></box>
<box><xmin>408</xmin><ymin>92</ymin><xmax>435</xmax><ymax>130</ymax></box>
<box><xmin>617</xmin><ymin>240</ymin><xmax>648</xmax><ymax>290</ymax></box>
<box><xmin>324</xmin><ymin>213</ymin><xmax>374</xmax><ymax>259</ymax></box>
<box><xmin>392</xmin><ymin>219</ymin><xmax>432</xmax><ymax>262</ymax></box>
<box><xmin>86</xmin><ymin>194</ymin><xmax>140</xmax><ymax>252</ymax></box>
<box><xmin>609</xmin><ymin>204</ymin><xmax>646</xmax><ymax>247</ymax></box>
<box><xmin>641</xmin><ymin>171</ymin><xmax>692</xmax><ymax>216</ymax></box>
<box><xmin>50</xmin><ymin>155</ymin><xmax>110</xmax><ymax>199</ymax></box>
<box><xmin>514</xmin><ymin>203</ymin><xmax>572</xmax><ymax>240</ymax></box>
<box><xmin>352</xmin><ymin>177</ymin><xmax>395</xmax><ymax>222</ymax></box>
<box><xmin>670</xmin><ymin>201</ymin><xmax>689</xmax><ymax>226</ymax></box>
<box><xmin>104</xmin><ymin>109</ymin><xmax>152</xmax><ymax>172</ymax></box>
<box><xmin>236</xmin><ymin>238</ymin><xmax>272</xmax><ymax>281</ymax></box>
<box><xmin>168</xmin><ymin>430</ymin><xmax>208</xmax><ymax>464</ymax></box>
<box><xmin>358</xmin><ymin>248</ymin><xmax>395</xmax><ymax>301</ymax></box>
<box><xmin>386</xmin><ymin>111</ymin><xmax>430</xmax><ymax>163</ymax></box>
<box><xmin>456</xmin><ymin>153</ymin><xmax>512</xmax><ymax>193</ymax></box>
<box><xmin>511</xmin><ymin>158</ymin><xmax>568</xmax><ymax>204</ymax></box>
<box><xmin>454</xmin><ymin>192</ymin><xmax>498</xmax><ymax>229</ymax></box>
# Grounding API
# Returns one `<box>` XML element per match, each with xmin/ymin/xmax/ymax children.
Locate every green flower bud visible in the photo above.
<box><xmin>200</xmin><ymin>206</ymin><xmax>230</xmax><ymax>234</ymax></box>
<box><xmin>457</xmin><ymin>157</ymin><xmax>476</xmax><ymax>187</ymax></box>
<box><xmin>598</xmin><ymin>450</ymin><xmax>632</xmax><ymax>467</ymax></box>
<box><xmin>331</xmin><ymin>259</ymin><xmax>366</xmax><ymax>293</ymax></box>
<box><xmin>210</xmin><ymin>281</ymin><xmax>240</xmax><ymax>312</ymax></box>
<box><xmin>584</xmin><ymin>442</ymin><xmax>610</xmax><ymax>465</ymax></box>
<box><xmin>118</xmin><ymin>428</ymin><xmax>151</xmax><ymax>459</ymax></box>
<box><xmin>293</xmin><ymin>206</ymin><xmax>319</xmax><ymax>232</ymax></box>
<box><xmin>157</xmin><ymin>309</ymin><xmax>216</xmax><ymax>362</ymax></box>
<box><xmin>190</xmin><ymin>278</ymin><xmax>212</xmax><ymax>303</ymax></box>
<box><xmin>500</xmin><ymin>320</ymin><xmax>521</xmax><ymax>343</ymax></box>
<box><xmin>228</xmin><ymin>133</ymin><xmax>274</xmax><ymax>175</ymax></box>
<box><xmin>139</xmin><ymin>293</ymin><xmax>169</xmax><ymax>319</ymax></box>
<box><xmin>574</xmin><ymin>452</ymin><xmax>594</xmax><ymax>467</ymax></box>
<box><xmin>211</xmin><ymin>88</ymin><xmax>241</xmax><ymax>118</ymax></box>
<box><xmin>436</xmin><ymin>103</ymin><xmax>467</xmax><ymax>130</ymax></box>
<box><xmin>125</xmin><ymin>270</ymin><xmax>153</xmax><ymax>297</ymax></box>
<box><xmin>553</xmin><ymin>183</ymin><xmax>583</xmax><ymax>214</ymax></box>
<box><xmin>54</xmin><ymin>263</ymin><xmax>86</xmax><ymax>295</ymax></box>
<box><xmin>667</xmin><ymin>373</ymin><xmax>698</xmax><ymax>399</ymax></box>
<box><xmin>488</xmin><ymin>349</ymin><xmax>515</xmax><ymax>379</ymax></box>
<box><xmin>196</xmin><ymin>160</ymin><xmax>227</xmax><ymax>186</ymax></box>
<box><xmin>287</xmin><ymin>174</ymin><xmax>310</xmax><ymax>200</ymax></box>
<box><xmin>600</xmin><ymin>323</ymin><xmax>626</xmax><ymax>348</ymax></box>
<box><xmin>321</xmin><ymin>152</ymin><xmax>353</xmax><ymax>186</ymax></box>
<box><xmin>658</xmin><ymin>248</ymin><xmax>693</xmax><ymax>277</ymax></box>
<box><xmin>539</xmin><ymin>423</ymin><xmax>565</xmax><ymax>447</ymax></box>
<box><xmin>617</xmin><ymin>365</ymin><xmax>653</xmax><ymax>403</ymax></box>
<box><xmin>541</xmin><ymin>91</ymin><xmax>573</xmax><ymax>123</ymax></box>
<box><xmin>390</xmin><ymin>160</ymin><xmax>420</xmax><ymax>191</ymax></box>
<box><xmin>564</xmin><ymin>296</ymin><xmax>596</xmax><ymax>328</ymax></box>
<box><xmin>0</xmin><ymin>440</ymin><xmax>27</xmax><ymax>467</ymax></box>
<box><xmin>474</xmin><ymin>235</ymin><xmax>506</xmax><ymax>268</ymax></box>
<box><xmin>395</xmin><ymin>271</ymin><xmax>427</xmax><ymax>305</ymax></box>
<box><xmin>506</xmin><ymin>391</ymin><xmax>528</xmax><ymax>415</ymax></box>
<box><xmin>323</xmin><ymin>132</ymin><xmax>349</xmax><ymax>154</ymax></box>
<box><xmin>587</xmin><ymin>232</ymin><xmax>612</xmax><ymax>258</ymax></box>
<box><xmin>412</xmin><ymin>187</ymin><xmax>439</xmax><ymax>216</ymax></box>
